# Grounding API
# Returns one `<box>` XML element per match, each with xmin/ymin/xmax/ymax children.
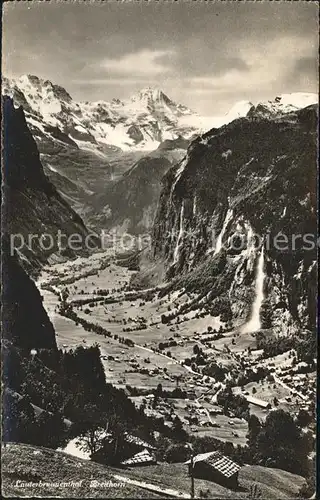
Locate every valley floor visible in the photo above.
<box><xmin>37</xmin><ymin>251</ymin><xmax>316</xmax><ymax>453</ymax></box>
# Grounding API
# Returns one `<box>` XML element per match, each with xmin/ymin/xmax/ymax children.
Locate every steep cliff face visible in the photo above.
<box><xmin>2</xmin><ymin>96</ymin><xmax>92</xmax><ymax>273</ymax></box>
<box><xmin>91</xmin><ymin>139</ymin><xmax>187</xmax><ymax>233</ymax></box>
<box><xmin>2</xmin><ymin>240</ymin><xmax>57</xmax><ymax>351</ymax></box>
<box><xmin>152</xmin><ymin>105</ymin><xmax>317</xmax><ymax>335</ymax></box>
<box><xmin>92</xmin><ymin>156</ymin><xmax>172</xmax><ymax>234</ymax></box>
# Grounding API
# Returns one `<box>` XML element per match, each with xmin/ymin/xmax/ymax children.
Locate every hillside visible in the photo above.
<box><xmin>1</xmin><ymin>443</ymin><xmax>307</xmax><ymax>499</ymax></box>
<box><xmin>151</xmin><ymin>104</ymin><xmax>317</xmax><ymax>336</ymax></box>
<box><xmin>1</xmin><ymin>443</ymin><xmax>162</xmax><ymax>498</ymax></box>
<box><xmin>91</xmin><ymin>156</ymin><xmax>172</xmax><ymax>234</ymax></box>
<box><xmin>1</xmin><ymin>241</ymin><xmax>57</xmax><ymax>350</ymax></box>
<box><xmin>2</xmin><ymin>77</ymin><xmax>193</xmax><ymax>232</ymax></box>
<box><xmin>1</xmin><ymin>76</ymin><xmax>209</xmax><ymax>152</ymax></box>
<box><xmin>2</xmin><ymin>96</ymin><xmax>92</xmax><ymax>273</ymax></box>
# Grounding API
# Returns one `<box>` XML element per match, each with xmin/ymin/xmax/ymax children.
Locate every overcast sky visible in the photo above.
<box><xmin>2</xmin><ymin>0</ymin><xmax>318</xmax><ymax>115</ymax></box>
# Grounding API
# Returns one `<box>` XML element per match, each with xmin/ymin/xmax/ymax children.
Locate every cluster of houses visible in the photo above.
<box><xmin>90</xmin><ymin>431</ymin><xmax>157</xmax><ymax>466</ymax></box>
<box><xmin>90</xmin><ymin>429</ymin><xmax>242</xmax><ymax>489</ymax></box>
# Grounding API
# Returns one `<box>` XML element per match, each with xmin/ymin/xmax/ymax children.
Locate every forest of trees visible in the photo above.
<box><xmin>246</xmin><ymin>410</ymin><xmax>314</xmax><ymax>477</ymax></box>
<box><xmin>2</xmin><ymin>341</ymin><xmax>194</xmax><ymax>465</ymax></box>
<box><xmin>2</xmin><ymin>343</ymin><xmax>154</xmax><ymax>455</ymax></box>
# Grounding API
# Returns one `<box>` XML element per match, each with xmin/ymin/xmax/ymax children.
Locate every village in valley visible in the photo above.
<box><xmin>2</xmin><ymin>1</ymin><xmax>318</xmax><ymax>498</ymax></box>
<box><xmin>36</xmin><ymin>249</ymin><xmax>316</xmax><ymax>498</ymax></box>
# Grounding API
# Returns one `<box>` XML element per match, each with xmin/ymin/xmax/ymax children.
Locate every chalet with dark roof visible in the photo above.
<box><xmin>91</xmin><ymin>431</ymin><xmax>156</xmax><ymax>466</ymax></box>
<box><xmin>185</xmin><ymin>451</ymin><xmax>241</xmax><ymax>488</ymax></box>
<box><xmin>121</xmin><ymin>448</ymin><xmax>156</xmax><ymax>467</ymax></box>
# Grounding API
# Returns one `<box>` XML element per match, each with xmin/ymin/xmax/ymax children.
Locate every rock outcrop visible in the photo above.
<box><xmin>1</xmin><ymin>238</ymin><xmax>57</xmax><ymax>351</ymax></box>
<box><xmin>2</xmin><ymin>96</ymin><xmax>92</xmax><ymax>273</ymax></box>
<box><xmin>152</xmin><ymin>105</ymin><xmax>317</xmax><ymax>335</ymax></box>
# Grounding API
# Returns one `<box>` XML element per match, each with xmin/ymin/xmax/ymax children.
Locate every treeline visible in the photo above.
<box><xmin>3</xmin><ymin>343</ymin><xmax>152</xmax><ymax>450</ymax></box>
<box><xmin>160</xmin><ymin>408</ymin><xmax>314</xmax><ymax>481</ymax></box>
<box><xmin>58</xmin><ymin>302</ymin><xmax>135</xmax><ymax>347</ymax></box>
<box><xmin>125</xmin><ymin>384</ymin><xmax>188</xmax><ymax>400</ymax></box>
<box><xmin>246</xmin><ymin>410</ymin><xmax>314</xmax><ymax>477</ymax></box>
<box><xmin>256</xmin><ymin>329</ymin><xmax>316</xmax><ymax>365</ymax></box>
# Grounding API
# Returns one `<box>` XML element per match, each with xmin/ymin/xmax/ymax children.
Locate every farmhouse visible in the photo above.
<box><xmin>123</xmin><ymin>433</ymin><xmax>156</xmax><ymax>451</ymax></box>
<box><xmin>186</xmin><ymin>390</ymin><xmax>197</xmax><ymax>400</ymax></box>
<box><xmin>244</xmin><ymin>395</ymin><xmax>271</xmax><ymax>409</ymax></box>
<box><xmin>209</xmin><ymin>406</ymin><xmax>223</xmax><ymax>416</ymax></box>
<box><xmin>91</xmin><ymin>432</ymin><xmax>156</xmax><ymax>466</ymax></box>
<box><xmin>185</xmin><ymin>451</ymin><xmax>241</xmax><ymax>489</ymax></box>
<box><xmin>121</xmin><ymin>448</ymin><xmax>156</xmax><ymax>467</ymax></box>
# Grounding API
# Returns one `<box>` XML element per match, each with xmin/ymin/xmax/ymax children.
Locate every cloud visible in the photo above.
<box><xmin>286</xmin><ymin>56</ymin><xmax>319</xmax><ymax>88</ymax></box>
<box><xmin>156</xmin><ymin>44</ymin><xmax>249</xmax><ymax>78</ymax></box>
<box><xmin>73</xmin><ymin>78</ymin><xmax>150</xmax><ymax>86</ymax></box>
<box><xmin>184</xmin><ymin>35</ymin><xmax>318</xmax><ymax>93</ymax></box>
<box><xmin>2</xmin><ymin>1</ymin><xmax>318</xmax><ymax>114</ymax></box>
<box><xmin>100</xmin><ymin>49</ymin><xmax>174</xmax><ymax>76</ymax></box>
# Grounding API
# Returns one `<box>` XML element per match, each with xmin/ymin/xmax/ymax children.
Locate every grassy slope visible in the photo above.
<box><xmin>1</xmin><ymin>443</ymin><xmax>161</xmax><ymax>498</ymax></box>
<box><xmin>110</xmin><ymin>462</ymin><xmax>306</xmax><ymax>499</ymax></box>
<box><xmin>1</xmin><ymin>441</ymin><xmax>306</xmax><ymax>499</ymax></box>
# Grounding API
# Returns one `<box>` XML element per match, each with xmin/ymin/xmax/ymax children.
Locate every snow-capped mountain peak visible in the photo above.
<box><xmin>274</xmin><ymin>92</ymin><xmax>317</xmax><ymax>108</ymax></box>
<box><xmin>249</xmin><ymin>92</ymin><xmax>318</xmax><ymax>119</ymax></box>
<box><xmin>223</xmin><ymin>100</ymin><xmax>255</xmax><ymax>122</ymax></box>
<box><xmin>15</xmin><ymin>74</ymin><xmax>73</xmax><ymax>103</ymax></box>
<box><xmin>127</xmin><ymin>86</ymin><xmax>193</xmax><ymax>118</ymax></box>
<box><xmin>2</xmin><ymin>74</ymin><xmax>318</xmax><ymax>153</ymax></box>
<box><xmin>131</xmin><ymin>86</ymin><xmax>166</xmax><ymax>102</ymax></box>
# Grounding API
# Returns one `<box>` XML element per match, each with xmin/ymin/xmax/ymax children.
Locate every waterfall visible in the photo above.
<box><xmin>213</xmin><ymin>208</ymin><xmax>233</xmax><ymax>255</ymax></box>
<box><xmin>242</xmin><ymin>246</ymin><xmax>265</xmax><ymax>333</ymax></box>
<box><xmin>173</xmin><ymin>202</ymin><xmax>184</xmax><ymax>264</ymax></box>
<box><xmin>170</xmin><ymin>157</ymin><xmax>187</xmax><ymax>200</ymax></box>
<box><xmin>229</xmin><ymin>257</ymin><xmax>243</xmax><ymax>298</ymax></box>
<box><xmin>192</xmin><ymin>195</ymin><xmax>197</xmax><ymax>216</ymax></box>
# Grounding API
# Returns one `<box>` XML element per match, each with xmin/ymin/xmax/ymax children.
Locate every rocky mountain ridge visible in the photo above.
<box><xmin>2</xmin><ymin>96</ymin><xmax>92</xmax><ymax>273</ymax></box>
<box><xmin>3</xmin><ymin>75</ymin><xmax>317</xmax><ymax>238</ymax></box>
<box><xmin>3</xmin><ymin>75</ymin><xmax>316</xmax><ymax>153</ymax></box>
<box><xmin>151</xmin><ymin>104</ymin><xmax>317</xmax><ymax>336</ymax></box>
<box><xmin>91</xmin><ymin>156</ymin><xmax>172</xmax><ymax>234</ymax></box>
<box><xmin>2</xmin><ymin>75</ymin><xmax>207</xmax><ymax>152</ymax></box>
<box><xmin>87</xmin><ymin>139</ymin><xmax>189</xmax><ymax>233</ymax></box>
<box><xmin>2</xmin><ymin>239</ymin><xmax>57</xmax><ymax>351</ymax></box>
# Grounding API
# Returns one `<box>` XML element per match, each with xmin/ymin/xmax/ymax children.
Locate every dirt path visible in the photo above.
<box><xmin>137</xmin><ymin>345</ymin><xmax>201</xmax><ymax>376</ymax></box>
<box><xmin>194</xmin><ymin>398</ymin><xmax>213</xmax><ymax>425</ymax></box>
<box><xmin>273</xmin><ymin>374</ymin><xmax>308</xmax><ymax>401</ymax></box>
<box><xmin>112</xmin><ymin>474</ymin><xmax>191</xmax><ymax>499</ymax></box>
